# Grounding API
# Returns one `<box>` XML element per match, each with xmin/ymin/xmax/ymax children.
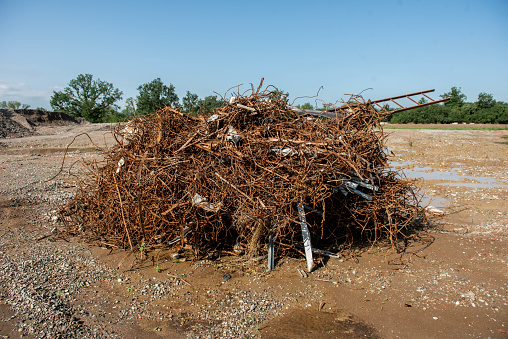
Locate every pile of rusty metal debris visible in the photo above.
<box><xmin>60</xmin><ymin>81</ymin><xmax>448</xmax><ymax>271</ymax></box>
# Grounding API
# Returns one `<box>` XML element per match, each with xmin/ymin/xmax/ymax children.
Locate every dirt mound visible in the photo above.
<box><xmin>0</xmin><ymin>109</ymin><xmax>34</xmax><ymax>138</ymax></box>
<box><xmin>15</xmin><ymin>109</ymin><xmax>87</xmax><ymax>126</ymax></box>
<box><xmin>0</xmin><ymin>108</ymin><xmax>86</xmax><ymax>138</ymax></box>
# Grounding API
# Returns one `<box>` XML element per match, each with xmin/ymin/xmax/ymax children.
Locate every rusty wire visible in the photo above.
<box><xmin>59</xmin><ymin>82</ymin><xmax>426</xmax><ymax>259</ymax></box>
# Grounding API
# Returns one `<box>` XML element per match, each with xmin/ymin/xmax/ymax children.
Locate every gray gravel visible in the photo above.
<box><xmin>0</xmin><ymin>153</ymin><xmax>118</xmax><ymax>337</ymax></box>
<box><xmin>0</xmin><ymin>244</ymin><xmax>119</xmax><ymax>338</ymax></box>
<box><xmin>0</xmin><ymin>152</ymin><xmax>294</xmax><ymax>338</ymax></box>
<box><xmin>2</xmin><ymin>127</ymin><xmax>507</xmax><ymax>338</ymax></box>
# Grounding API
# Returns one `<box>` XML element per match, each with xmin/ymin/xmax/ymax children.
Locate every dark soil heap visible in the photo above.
<box><xmin>16</xmin><ymin>109</ymin><xmax>86</xmax><ymax>126</ymax></box>
<box><xmin>0</xmin><ymin>108</ymin><xmax>85</xmax><ymax>138</ymax></box>
<box><xmin>60</xmin><ymin>84</ymin><xmax>425</xmax><ymax>262</ymax></box>
<box><xmin>0</xmin><ymin>109</ymin><xmax>34</xmax><ymax>138</ymax></box>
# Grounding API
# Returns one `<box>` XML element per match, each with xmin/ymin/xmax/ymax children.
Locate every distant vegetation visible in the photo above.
<box><xmin>387</xmin><ymin>87</ymin><xmax>508</xmax><ymax>124</ymax></box>
<box><xmin>382</xmin><ymin>125</ymin><xmax>508</xmax><ymax>131</ymax></box>
<box><xmin>45</xmin><ymin>74</ymin><xmax>224</xmax><ymax>123</ymax></box>
<box><xmin>132</xmin><ymin>78</ymin><xmax>223</xmax><ymax>117</ymax></box>
<box><xmin>294</xmin><ymin>87</ymin><xmax>508</xmax><ymax>125</ymax></box>
<box><xmin>50</xmin><ymin>74</ymin><xmax>123</xmax><ymax>123</ymax></box>
<box><xmin>3</xmin><ymin>80</ymin><xmax>507</xmax><ymax>125</ymax></box>
<box><xmin>0</xmin><ymin>101</ymin><xmax>31</xmax><ymax>109</ymax></box>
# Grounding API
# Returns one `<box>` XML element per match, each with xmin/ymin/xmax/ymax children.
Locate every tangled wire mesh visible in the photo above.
<box><xmin>59</xmin><ymin>82</ymin><xmax>426</xmax><ymax>261</ymax></box>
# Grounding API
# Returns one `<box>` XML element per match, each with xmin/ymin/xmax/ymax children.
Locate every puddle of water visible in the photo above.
<box><xmin>389</xmin><ymin>161</ymin><xmax>508</xmax><ymax>188</ymax></box>
<box><xmin>437</xmin><ymin>182</ymin><xmax>508</xmax><ymax>188</ymax></box>
<box><xmin>384</xmin><ymin>147</ymin><xmax>394</xmax><ymax>156</ymax></box>
<box><xmin>420</xmin><ymin>195</ymin><xmax>449</xmax><ymax>208</ymax></box>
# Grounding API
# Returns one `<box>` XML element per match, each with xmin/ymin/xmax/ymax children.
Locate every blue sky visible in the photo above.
<box><xmin>1</xmin><ymin>0</ymin><xmax>507</xmax><ymax>110</ymax></box>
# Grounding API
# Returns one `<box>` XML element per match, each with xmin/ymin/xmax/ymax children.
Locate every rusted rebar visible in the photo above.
<box><xmin>59</xmin><ymin>81</ymin><xmax>426</xmax><ymax>261</ymax></box>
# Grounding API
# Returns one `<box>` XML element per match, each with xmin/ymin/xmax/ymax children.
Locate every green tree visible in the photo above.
<box><xmin>387</xmin><ymin>88</ymin><xmax>507</xmax><ymax>124</ymax></box>
<box><xmin>0</xmin><ymin>101</ymin><xmax>7</xmax><ymax>108</ymax></box>
<box><xmin>197</xmin><ymin>95</ymin><xmax>223</xmax><ymax>115</ymax></box>
<box><xmin>50</xmin><ymin>74</ymin><xmax>123</xmax><ymax>122</ymax></box>
<box><xmin>182</xmin><ymin>91</ymin><xmax>200</xmax><ymax>115</ymax></box>
<box><xmin>460</xmin><ymin>102</ymin><xmax>477</xmax><ymax>122</ymax></box>
<box><xmin>492</xmin><ymin>102</ymin><xmax>508</xmax><ymax>123</ymax></box>
<box><xmin>35</xmin><ymin>107</ymin><xmax>47</xmax><ymax>111</ymax></box>
<box><xmin>103</xmin><ymin>107</ymin><xmax>130</xmax><ymax>123</ymax></box>
<box><xmin>476</xmin><ymin>92</ymin><xmax>495</xmax><ymax>109</ymax></box>
<box><xmin>8</xmin><ymin>101</ymin><xmax>22</xmax><ymax>109</ymax></box>
<box><xmin>136</xmin><ymin>78</ymin><xmax>179</xmax><ymax>114</ymax></box>
<box><xmin>21</xmin><ymin>103</ymin><xmax>31</xmax><ymax>109</ymax></box>
<box><xmin>299</xmin><ymin>102</ymin><xmax>314</xmax><ymax>110</ymax></box>
<box><xmin>121</xmin><ymin>97</ymin><xmax>137</xmax><ymax>116</ymax></box>
<box><xmin>441</xmin><ymin>87</ymin><xmax>467</xmax><ymax>107</ymax></box>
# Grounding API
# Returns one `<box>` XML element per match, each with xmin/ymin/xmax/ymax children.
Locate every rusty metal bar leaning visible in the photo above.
<box><xmin>329</xmin><ymin>89</ymin><xmax>450</xmax><ymax>115</ymax></box>
<box><xmin>369</xmin><ymin>89</ymin><xmax>450</xmax><ymax>114</ymax></box>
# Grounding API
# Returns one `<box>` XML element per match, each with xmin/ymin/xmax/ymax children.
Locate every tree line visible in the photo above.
<box><xmin>294</xmin><ymin>87</ymin><xmax>508</xmax><ymax>124</ymax></box>
<box><xmin>3</xmin><ymin>76</ymin><xmax>507</xmax><ymax>124</ymax></box>
<box><xmin>387</xmin><ymin>87</ymin><xmax>508</xmax><ymax>124</ymax></box>
<box><xmin>44</xmin><ymin>74</ymin><xmax>224</xmax><ymax>123</ymax></box>
<box><xmin>0</xmin><ymin>101</ymin><xmax>35</xmax><ymax>110</ymax></box>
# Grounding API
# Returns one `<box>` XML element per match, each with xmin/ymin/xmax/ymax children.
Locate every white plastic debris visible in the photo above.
<box><xmin>233</xmin><ymin>243</ymin><xmax>244</xmax><ymax>254</ymax></box>
<box><xmin>236</xmin><ymin>103</ymin><xmax>257</xmax><ymax>115</ymax></box>
<box><xmin>116</xmin><ymin>158</ymin><xmax>125</xmax><ymax>173</ymax></box>
<box><xmin>268</xmin><ymin>232</ymin><xmax>275</xmax><ymax>271</ymax></box>
<box><xmin>121</xmin><ymin>121</ymin><xmax>138</xmax><ymax>141</ymax></box>
<box><xmin>271</xmin><ymin>148</ymin><xmax>298</xmax><ymax>157</ymax></box>
<box><xmin>225</xmin><ymin>126</ymin><xmax>241</xmax><ymax>145</ymax></box>
<box><xmin>192</xmin><ymin>193</ymin><xmax>221</xmax><ymax>213</ymax></box>
<box><xmin>207</xmin><ymin>114</ymin><xmax>219</xmax><ymax>123</ymax></box>
<box><xmin>297</xmin><ymin>203</ymin><xmax>314</xmax><ymax>272</ymax></box>
<box><xmin>236</xmin><ymin>103</ymin><xmax>256</xmax><ymax>112</ymax></box>
<box><xmin>425</xmin><ymin>205</ymin><xmax>445</xmax><ymax>215</ymax></box>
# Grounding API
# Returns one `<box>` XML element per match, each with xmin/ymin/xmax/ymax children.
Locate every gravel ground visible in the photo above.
<box><xmin>0</xmin><ymin>152</ymin><xmax>294</xmax><ymax>338</ymax></box>
<box><xmin>0</xmin><ymin>151</ymin><xmax>377</xmax><ymax>339</ymax></box>
<box><xmin>1</xmin><ymin>124</ymin><xmax>507</xmax><ymax>338</ymax></box>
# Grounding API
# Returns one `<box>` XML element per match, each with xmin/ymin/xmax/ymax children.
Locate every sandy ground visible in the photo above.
<box><xmin>0</xmin><ymin>123</ymin><xmax>507</xmax><ymax>338</ymax></box>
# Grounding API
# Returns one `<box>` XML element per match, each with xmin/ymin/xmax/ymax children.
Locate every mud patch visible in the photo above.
<box><xmin>260</xmin><ymin>307</ymin><xmax>378</xmax><ymax>338</ymax></box>
<box><xmin>0</xmin><ymin>297</ymin><xmax>19</xmax><ymax>338</ymax></box>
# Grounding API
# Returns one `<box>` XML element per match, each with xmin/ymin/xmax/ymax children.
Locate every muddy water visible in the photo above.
<box><xmin>388</xmin><ymin>160</ymin><xmax>508</xmax><ymax>211</ymax></box>
<box><xmin>390</xmin><ymin>161</ymin><xmax>508</xmax><ymax>188</ymax></box>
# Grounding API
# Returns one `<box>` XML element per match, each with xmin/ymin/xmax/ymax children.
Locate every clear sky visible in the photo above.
<box><xmin>1</xmin><ymin>0</ymin><xmax>507</xmax><ymax>110</ymax></box>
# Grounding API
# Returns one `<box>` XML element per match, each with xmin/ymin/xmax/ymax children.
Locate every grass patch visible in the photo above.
<box><xmin>497</xmin><ymin>135</ymin><xmax>508</xmax><ymax>145</ymax></box>
<box><xmin>382</xmin><ymin>124</ymin><xmax>508</xmax><ymax>131</ymax></box>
